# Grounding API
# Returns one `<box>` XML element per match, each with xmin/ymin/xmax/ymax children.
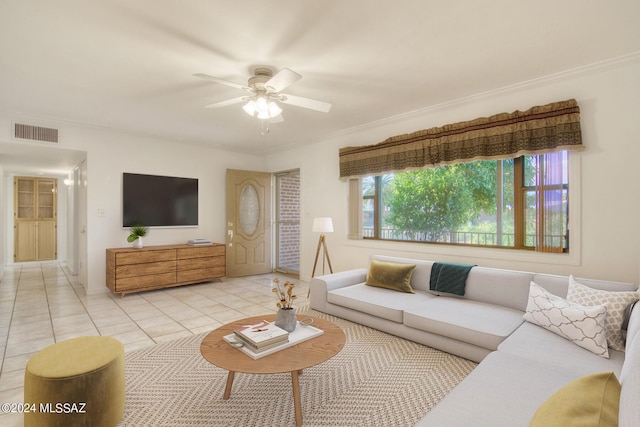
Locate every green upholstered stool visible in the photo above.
<box><xmin>24</xmin><ymin>336</ymin><xmax>125</xmax><ymax>427</ymax></box>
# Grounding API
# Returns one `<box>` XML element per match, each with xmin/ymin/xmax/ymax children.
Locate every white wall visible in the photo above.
<box><xmin>266</xmin><ymin>55</ymin><xmax>640</xmax><ymax>284</ymax></box>
<box><xmin>71</xmin><ymin>127</ymin><xmax>265</xmax><ymax>294</ymax></box>
<box><xmin>55</xmin><ymin>176</ymin><xmax>68</xmax><ymax>263</ymax></box>
<box><xmin>64</xmin><ymin>170</ymin><xmax>76</xmax><ymax>274</ymax></box>
<box><xmin>0</xmin><ymin>120</ymin><xmax>265</xmax><ymax>294</ymax></box>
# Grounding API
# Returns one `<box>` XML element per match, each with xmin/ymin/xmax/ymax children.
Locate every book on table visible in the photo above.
<box><xmin>232</xmin><ymin>334</ymin><xmax>289</xmax><ymax>353</ymax></box>
<box><xmin>224</xmin><ymin>321</ymin><xmax>324</xmax><ymax>360</ymax></box>
<box><xmin>233</xmin><ymin>320</ymin><xmax>289</xmax><ymax>348</ymax></box>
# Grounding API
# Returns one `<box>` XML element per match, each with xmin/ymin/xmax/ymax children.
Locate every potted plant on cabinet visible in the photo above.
<box><xmin>127</xmin><ymin>224</ymin><xmax>147</xmax><ymax>249</ymax></box>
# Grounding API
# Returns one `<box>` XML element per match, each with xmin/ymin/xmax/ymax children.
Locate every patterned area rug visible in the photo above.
<box><xmin>119</xmin><ymin>309</ymin><xmax>476</xmax><ymax>426</ymax></box>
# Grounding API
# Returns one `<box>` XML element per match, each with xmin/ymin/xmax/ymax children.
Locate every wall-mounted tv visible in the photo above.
<box><xmin>122</xmin><ymin>173</ymin><xmax>198</xmax><ymax>227</ymax></box>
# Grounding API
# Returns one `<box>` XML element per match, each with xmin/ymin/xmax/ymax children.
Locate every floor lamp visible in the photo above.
<box><xmin>309</xmin><ymin>217</ymin><xmax>334</xmax><ymax>297</ymax></box>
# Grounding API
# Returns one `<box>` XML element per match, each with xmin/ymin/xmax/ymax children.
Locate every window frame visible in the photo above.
<box><xmin>361</xmin><ymin>153</ymin><xmax>570</xmax><ymax>253</ymax></box>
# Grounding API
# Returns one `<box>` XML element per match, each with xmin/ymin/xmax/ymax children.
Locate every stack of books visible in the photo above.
<box><xmin>233</xmin><ymin>320</ymin><xmax>289</xmax><ymax>353</ymax></box>
<box><xmin>224</xmin><ymin>320</ymin><xmax>324</xmax><ymax>359</ymax></box>
<box><xmin>187</xmin><ymin>239</ymin><xmax>212</xmax><ymax>246</ymax></box>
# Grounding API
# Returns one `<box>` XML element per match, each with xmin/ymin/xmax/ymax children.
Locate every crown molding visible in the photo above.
<box><xmin>327</xmin><ymin>52</ymin><xmax>640</xmax><ymax>142</ymax></box>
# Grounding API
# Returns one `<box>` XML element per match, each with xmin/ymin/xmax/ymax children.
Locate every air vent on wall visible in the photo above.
<box><xmin>14</xmin><ymin>123</ymin><xmax>59</xmax><ymax>143</ymax></box>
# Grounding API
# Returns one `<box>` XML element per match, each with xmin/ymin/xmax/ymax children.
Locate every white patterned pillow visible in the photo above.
<box><xmin>523</xmin><ymin>281</ymin><xmax>609</xmax><ymax>358</ymax></box>
<box><xmin>567</xmin><ymin>275</ymin><xmax>639</xmax><ymax>352</ymax></box>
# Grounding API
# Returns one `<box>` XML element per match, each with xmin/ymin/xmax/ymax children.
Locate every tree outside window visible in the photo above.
<box><xmin>361</xmin><ymin>152</ymin><xmax>568</xmax><ymax>252</ymax></box>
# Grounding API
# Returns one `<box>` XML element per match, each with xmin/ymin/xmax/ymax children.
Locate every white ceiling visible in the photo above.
<box><xmin>0</xmin><ymin>142</ymin><xmax>85</xmax><ymax>176</ymax></box>
<box><xmin>1</xmin><ymin>0</ymin><xmax>639</xmax><ymax>162</ymax></box>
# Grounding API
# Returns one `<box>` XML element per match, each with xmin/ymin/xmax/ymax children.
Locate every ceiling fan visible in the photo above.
<box><xmin>194</xmin><ymin>67</ymin><xmax>332</xmax><ymax>121</ymax></box>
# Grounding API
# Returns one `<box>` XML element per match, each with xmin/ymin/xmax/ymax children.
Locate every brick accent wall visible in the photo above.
<box><xmin>277</xmin><ymin>172</ymin><xmax>300</xmax><ymax>271</ymax></box>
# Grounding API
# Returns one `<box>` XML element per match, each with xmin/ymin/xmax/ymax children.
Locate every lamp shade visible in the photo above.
<box><xmin>242</xmin><ymin>100</ymin><xmax>256</xmax><ymax>116</ymax></box>
<box><xmin>268</xmin><ymin>101</ymin><xmax>282</xmax><ymax>117</ymax></box>
<box><xmin>312</xmin><ymin>217</ymin><xmax>334</xmax><ymax>233</ymax></box>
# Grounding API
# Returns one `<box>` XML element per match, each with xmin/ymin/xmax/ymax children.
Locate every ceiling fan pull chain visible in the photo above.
<box><xmin>260</xmin><ymin>119</ymin><xmax>270</xmax><ymax>139</ymax></box>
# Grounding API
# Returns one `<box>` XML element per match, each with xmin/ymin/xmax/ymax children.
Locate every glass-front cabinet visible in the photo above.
<box><xmin>14</xmin><ymin>177</ymin><xmax>57</xmax><ymax>261</ymax></box>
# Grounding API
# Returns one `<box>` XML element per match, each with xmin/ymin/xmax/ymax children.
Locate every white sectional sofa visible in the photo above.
<box><xmin>309</xmin><ymin>255</ymin><xmax>640</xmax><ymax>426</ymax></box>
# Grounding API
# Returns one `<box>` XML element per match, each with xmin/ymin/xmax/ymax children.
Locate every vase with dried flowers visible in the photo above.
<box><xmin>272</xmin><ymin>278</ymin><xmax>297</xmax><ymax>332</ymax></box>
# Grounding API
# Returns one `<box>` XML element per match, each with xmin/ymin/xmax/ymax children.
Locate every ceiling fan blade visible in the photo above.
<box><xmin>280</xmin><ymin>94</ymin><xmax>332</xmax><ymax>113</ymax></box>
<box><xmin>193</xmin><ymin>73</ymin><xmax>247</xmax><ymax>90</ymax></box>
<box><xmin>204</xmin><ymin>96</ymin><xmax>247</xmax><ymax>109</ymax></box>
<box><xmin>265</xmin><ymin>68</ymin><xmax>302</xmax><ymax>92</ymax></box>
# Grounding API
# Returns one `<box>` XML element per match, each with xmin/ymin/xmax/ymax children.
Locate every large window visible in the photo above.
<box><xmin>362</xmin><ymin>152</ymin><xmax>568</xmax><ymax>252</ymax></box>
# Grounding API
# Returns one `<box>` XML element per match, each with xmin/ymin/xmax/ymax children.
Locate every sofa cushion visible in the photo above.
<box><xmin>619</xmin><ymin>303</ymin><xmax>640</xmax><ymax>427</ymax></box>
<box><xmin>403</xmin><ymin>298</ymin><xmax>524</xmax><ymax>351</ymax></box>
<box><xmin>567</xmin><ymin>275</ymin><xmax>639</xmax><ymax>352</ymax></box>
<box><xmin>624</xmin><ymin>301</ymin><xmax>640</xmax><ymax>353</ymax></box>
<box><xmin>464</xmin><ymin>267</ymin><xmax>534</xmax><ymax>311</ymax></box>
<box><xmin>532</xmin><ymin>273</ymin><xmax>639</xmax><ymax>299</ymax></box>
<box><xmin>529</xmin><ymin>372</ymin><xmax>620</xmax><ymax>427</ymax></box>
<box><xmin>327</xmin><ymin>284</ymin><xmax>434</xmax><ymax>323</ymax></box>
<box><xmin>417</xmin><ymin>351</ymin><xmax>583</xmax><ymax>427</ymax></box>
<box><xmin>365</xmin><ymin>259</ymin><xmax>416</xmax><ymax>293</ymax></box>
<box><xmin>498</xmin><ymin>322</ymin><xmax>625</xmax><ymax>376</ymax></box>
<box><xmin>621</xmin><ymin>300</ymin><xmax>638</xmax><ymax>346</ymax></box>
<box><xmin>523</xmin><ymin>281</ymin><xmax>609</xmax><ymax>358</ymax></box>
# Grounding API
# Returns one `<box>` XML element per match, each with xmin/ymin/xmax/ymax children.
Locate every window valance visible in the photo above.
<box><xmin>339</xmin><ymin>99</ymin><xmax>583</xmax><ymax>179</ymax></box>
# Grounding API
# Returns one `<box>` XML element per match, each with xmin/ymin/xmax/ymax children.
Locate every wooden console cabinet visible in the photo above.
<box><xmin>106</xmin><ymin>243</ymin><xmax>225</xmax><ymax>297</ymax></box>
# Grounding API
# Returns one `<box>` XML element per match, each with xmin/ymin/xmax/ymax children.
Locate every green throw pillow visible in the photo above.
<box><xmin>365</xmin><ymin>259</ymin><xmax>416</xmax><ymax>293</ymax></box>
<box><xmin>529</xmin><ymin>372</ymin><xmax>620</xmax><ymax>427</ymax></box>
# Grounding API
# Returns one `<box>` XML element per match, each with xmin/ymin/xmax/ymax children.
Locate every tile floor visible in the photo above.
<box><xmin>0</xmin><ymin>262</ymin><xmax>307</xmax><ymax>427</ymax></box>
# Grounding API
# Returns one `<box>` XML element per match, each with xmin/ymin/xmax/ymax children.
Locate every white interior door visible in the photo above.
<box><xmin>225</xmin><ymin>169</ymin><xmax>272</xmax><ymax>277</ymax></box>
<box><xmin>77</xmin><ymin>160</ymin><xmax>88</xmax><ymax>287</ymax></box>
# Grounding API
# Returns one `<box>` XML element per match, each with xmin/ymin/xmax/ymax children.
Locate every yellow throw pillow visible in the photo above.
<box><xmin>365</xmin><ymin>259</ymin><xmax>416</xmax><ymax>293</ymax></box>
<box><xmin>529</xmin><ymin>372</ymin><xmax>620</xmax><ymax>427</ymax></box>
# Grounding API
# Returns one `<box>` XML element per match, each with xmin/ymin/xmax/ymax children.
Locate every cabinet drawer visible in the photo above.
<box><xmin>177</xmin><ymin>256</ymin><xmax>224</xmax><ymax>271</ymax></box>
<box><xmin>116</xmin><ymin>260</ymin><xmax>176</xmax><ymax>279</ymax></box>
<box><xmin>116</xmin><ymin>272</ymin><xmax>176</xmax><ymax>291</ymax></box>
<box><xmin>177</xmin><ymin>267</ymin><xmax>225</xmax><ymax>283</ymax></box>
<box><xmin>116</xmin><ymin>249</ymin><xmax>175</xmax><ymax>265</ymax></box>
<box><xmin>106</xmin><ymin>243</ymin><xmax>224</xmax><ymax>297</ymax></box>
<box><xmin>177</xmin><ymin>245</ymin><xmax>224</xmax><ymax>259</ymax></box>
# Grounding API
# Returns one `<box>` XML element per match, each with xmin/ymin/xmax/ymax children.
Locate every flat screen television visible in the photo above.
<box><xmin>122</xmin><ymin>173</ymin><xmax>198</xmax><ymax>227</ymax></box>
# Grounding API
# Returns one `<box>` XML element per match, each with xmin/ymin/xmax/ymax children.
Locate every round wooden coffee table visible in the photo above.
<box><xmin>200</xmin><ymin>314</ymin><xmax>345</xmax><ymax>427</ymax></box>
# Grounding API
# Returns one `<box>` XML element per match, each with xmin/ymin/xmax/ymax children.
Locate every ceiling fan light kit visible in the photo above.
<box><xmin>243</xmin><ymin>95</ymin><xmax>283</xmax><ymax>120</ymax></box>
<box><xmin>195</xmin><ymin>66</ymin><xmax>331</xmax><ymax>121</ymax></box>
